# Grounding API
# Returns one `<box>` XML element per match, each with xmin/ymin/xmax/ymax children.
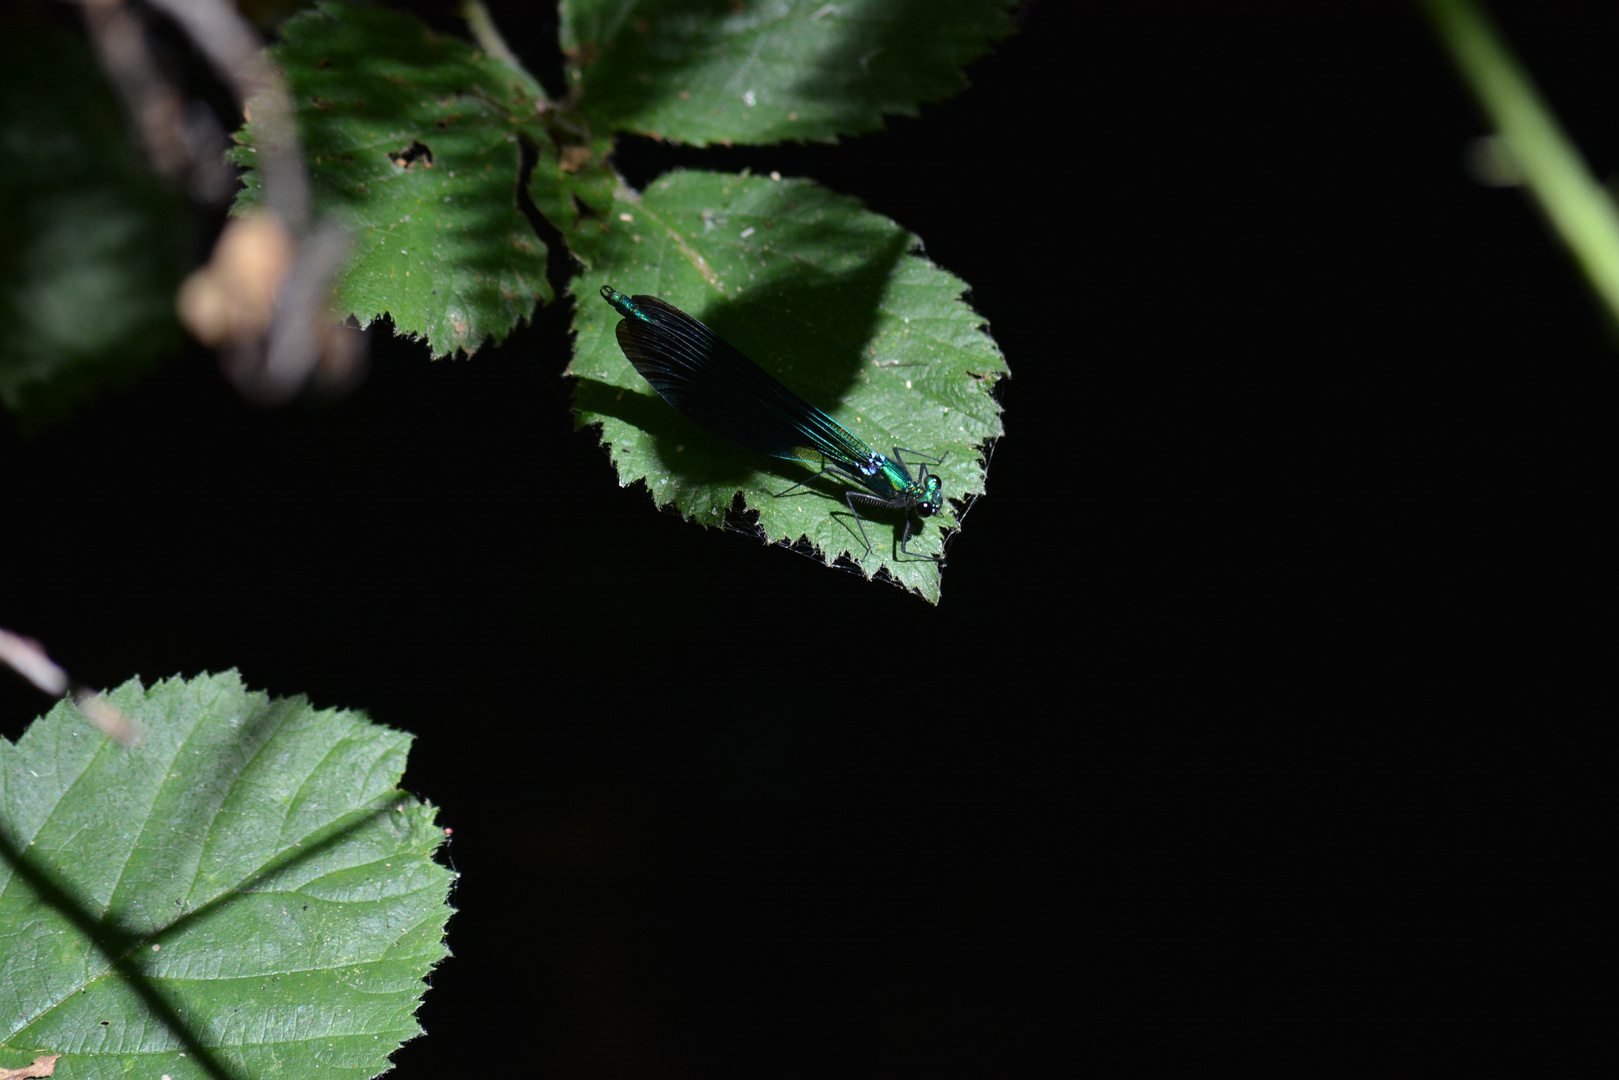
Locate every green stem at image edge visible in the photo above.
<box><xmin>1423</xmin><ymin>0</ymin><xmax>1619</xmax><ymax>332</ymax></box>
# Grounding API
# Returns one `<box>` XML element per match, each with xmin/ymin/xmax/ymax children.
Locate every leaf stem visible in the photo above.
<box><xmin>460</xmin><ymin>0</ymin><xmax>546</xmax><ymax>102</ymax></box>
<box><xmin>1422</xmin><ymin>0</ymin><xmax>1619</xmax><ymax>329</ymax></box>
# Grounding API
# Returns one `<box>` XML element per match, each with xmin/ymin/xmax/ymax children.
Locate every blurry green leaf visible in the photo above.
<box><xmin>234</xmin><ymin>2</ymin><xmax>613</xmax><ymax>356</ymax></box>
<box><xmin>569</xmin><ymin>169</ymin><xmax>1005</xmax><ymax>603</ymax></box>
<box><xmin>0</xmin><ymin>672</ymin><xmax>453</xmax><ymax>1080</ymax></box>
<box><xmin>562</xmin><ymin>0</ymin><xmax>1016</xmax><ymax>146</ymax></box>
<box><xmin>0</xmin><ymin>23</ymin><xmax>195</xmax><ymax>432</ymax></box>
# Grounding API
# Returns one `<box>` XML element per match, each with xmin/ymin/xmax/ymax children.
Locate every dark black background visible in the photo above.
<box><xmin>3</xmin><ymin>1</ymin><xmax>1609</xmax><ymax>1073</ymax></box>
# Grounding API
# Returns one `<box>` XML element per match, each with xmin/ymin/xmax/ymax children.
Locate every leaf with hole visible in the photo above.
<box><xmin>233</xmin><ymin>2</ymin><xmax>613</xmax><ymax>356</ymax></box>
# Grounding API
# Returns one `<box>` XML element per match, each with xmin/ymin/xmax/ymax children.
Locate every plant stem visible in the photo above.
<box><xmin>461</xmin><ymin>0</ymin><xmax>547</xmax><ymax>102</ymax></box>
<box><xmin>1423</xmin><ymin>0</ymin><xmax>1619</xmax><ymax>330</ymax></box>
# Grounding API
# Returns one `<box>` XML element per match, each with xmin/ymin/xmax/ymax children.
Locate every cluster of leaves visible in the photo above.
<box><xmin>0</xmin><ymin>673</ymin><xmax>452</xmax><ymax>1080</ymax></box>
<box><xmin>230</xmin><ymin>0</ymin><xmax>1013</xmax><ymax>601</ymax></box>
<box><xmin>3</xmin><ymin>6</ymin><xmax>1015</xmax><ymax>1076</ymax></box>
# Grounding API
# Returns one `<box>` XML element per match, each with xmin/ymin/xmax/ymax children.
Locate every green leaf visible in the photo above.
<box><xmin>233</xmin><ymin>2</ymin><xmax>613</xmax><ymax>356</ymax></box>
<box><xmin>0</xmin><ymin>22</ymin><xmax>195</xmax><ymax>432</ymax></box>
<box><xmin>562</xmin><ymin>0</ymin><xmax>1017</xmax><ymax>146</ymax></box>
<box><xmin>569</xmin><ymin>169</ymin><xmax>1006</xmax><ymax>603</ymax></box>
<box><xmin>0</xmin><ymin>673</ymin><xmax>453</xmax><ymax>1080</ymax></box>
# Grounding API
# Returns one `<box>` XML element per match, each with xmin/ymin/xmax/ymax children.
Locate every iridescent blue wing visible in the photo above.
<box><xmin>604</xmin><ymin>288</ymin><xmax>873</xmax><ymax>472</ymax></box>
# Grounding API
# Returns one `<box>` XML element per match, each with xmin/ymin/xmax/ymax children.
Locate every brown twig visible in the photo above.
<box><xmin>74</xmin><ymin>0</ymin><xmax>366</xmax><ymax>404</ymax></box>
<box><xmin>0</xmin><ymin>628</ymin><xmax>139</xmax><ymax>746</ymax></box>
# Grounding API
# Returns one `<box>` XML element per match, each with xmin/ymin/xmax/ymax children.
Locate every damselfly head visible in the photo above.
<box><xmin>917</xmin><ymin>473</ymin><xmax>944</xmax><ymax>517</ymax></box>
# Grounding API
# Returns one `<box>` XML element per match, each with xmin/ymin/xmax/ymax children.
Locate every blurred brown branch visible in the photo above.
<box><xmin>74</xmin><ymin>0</ymin><xmax>365</xmax><ymax>405</ymax></box>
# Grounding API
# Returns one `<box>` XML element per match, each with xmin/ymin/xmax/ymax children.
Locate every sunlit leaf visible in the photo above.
<box><xmin>233</xmin><ymin>2</ymin><xmax>613</xmax><ymax>356</ymax></box>
<box><xmin>0</xmin><ymin>673</ymin><xmax>453</xmax><ymax>1080</ymax></box>
<box><xmin>569</xmin><ymin>169</ymin><xmax>1005</xmax><ymax>602</ymax></box>
<box><xmin>562</xmin><ymin>0</ymin><xmax>1016</xmax><ymax>146</ymax></box>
